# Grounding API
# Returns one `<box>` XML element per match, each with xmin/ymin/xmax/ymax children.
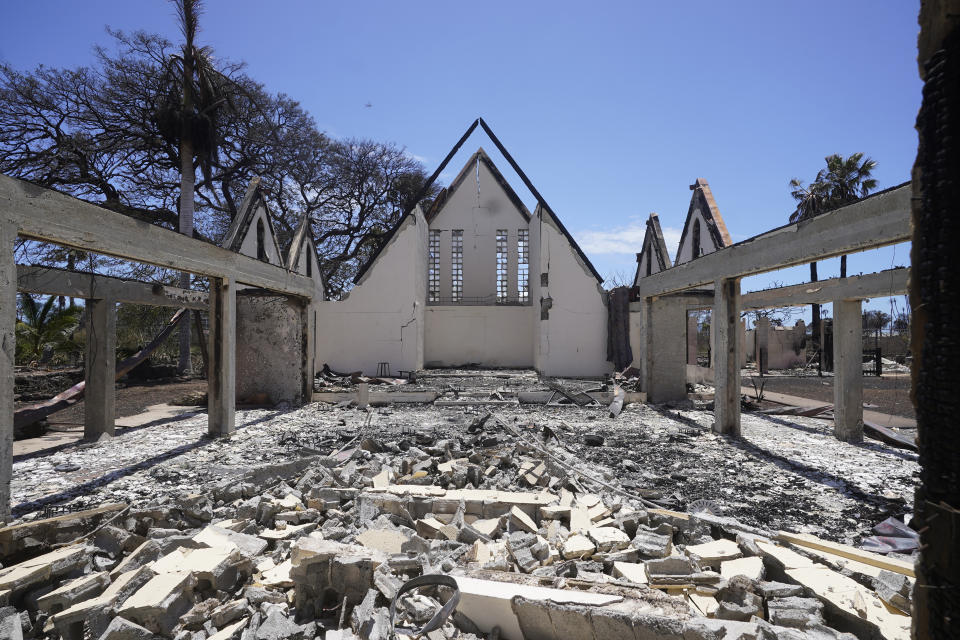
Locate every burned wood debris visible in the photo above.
<box><xmin>0</xmin><ymin>369</ymin><xmax>919</xmax><ymax>640</ymax></box>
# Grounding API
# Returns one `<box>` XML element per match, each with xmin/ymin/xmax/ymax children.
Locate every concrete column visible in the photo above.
<box><xmin>833</xmin><ymin>299</ymin><xmax>864</xmax><ymax>442</ymax></box>
<box><xmin>303</xmin><ymin>301</ymin><xmax>317</xmax><ymax>402</ymax></box>
<box><xmin>208</xmin><ymin>276</ymin><xmax>236</xmax><ymax>437</ymax></box>
<box><xmin>84</xmin><ymin>297</ymin><xmax>117</xmax><ymax>439</ymax></box>
<box><xmin>0</xmin><ymin>216</ymin><xmax>16</xmax><ymax>521</ymax></box>
<box><xmin>713</xmin><ymin>278</ymin><xmax>741</xmax><ymax>436</ymax></box>
<box><xmin>644</xmin><ymin>295</ymin><xmax>687</xmax><ymax>402</ymax></box>
<box><xmin>756</xmin><ymin>316</ymin><xmax>771</xmax><ymax>374</ymax></box>
<box><xmin>686</xmin><ymin>313</ymin><xmax>699</xmax><ymax>365</ymax></box>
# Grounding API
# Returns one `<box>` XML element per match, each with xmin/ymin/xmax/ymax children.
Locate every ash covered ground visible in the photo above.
<box><xmin>12</xmin><ymin>379</ymin><xmax>917</xmax><ymax>546</ymax></box>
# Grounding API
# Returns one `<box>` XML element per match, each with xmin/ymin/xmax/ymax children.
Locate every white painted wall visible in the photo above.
<box><xmin>315</xmin><ymin>207</ymin><xmax>427</xmax><ymax>375</ymax></box>
<box><xmin>535</xmin><ymin>207</ymin><xmax>611</xmax><ymax>377</ymax></box>
<box><xmin>429</xmin><ymin>159</ymin><xmax>529</xmax><ymax>301</ymax></box>
<box><xmin>674</xmin><ymin>206</ymin><xmax>720</xmax><ymax>266</ymax></box>
<box><xmin>424</xmin><ymin>306</ymin><xmax>533</xmax><ymax>367</ymax></box>
<box><xmin>237</xmin><ymin>203</ymin><xmax>283</xmax><ymax>266</ymax></box>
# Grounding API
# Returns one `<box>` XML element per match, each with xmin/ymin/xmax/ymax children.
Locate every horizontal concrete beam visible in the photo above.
<box><xmin>635</xmin><ymin>184</ymin><xmax>911</xmax><ymax>298</ymax></box>
<box><xmin>1</xmin><ymin>175</ymin><xmax>315</xmax><ymax>299</ymax></box>
<box><xmin>17</xmin><ymin>266</ymin><xmax>209</xmax><ymax>310</ymax></box>
<box><xmin>741</xmin><ymin>268</ymin><xmax>909</xmax><ymax>310</ymax></box>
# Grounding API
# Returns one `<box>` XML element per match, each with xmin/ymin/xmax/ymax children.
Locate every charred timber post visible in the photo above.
<box><xmin>912</xmin><ymin>2</ymin><xmax>960</xmax><ymax>636</ymax></box>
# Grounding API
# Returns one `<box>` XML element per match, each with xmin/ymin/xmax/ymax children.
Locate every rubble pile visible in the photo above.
<box><xmin>0</xmin><ymin>409</ymin><xmax>914</xmax><ymax>640</ymax></box>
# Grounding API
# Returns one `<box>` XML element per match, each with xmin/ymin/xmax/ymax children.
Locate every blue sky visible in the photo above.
<box><xmin>2</xmin><ymin>1</ymin><xmax>919</xmax><ymax>322</ymax></box>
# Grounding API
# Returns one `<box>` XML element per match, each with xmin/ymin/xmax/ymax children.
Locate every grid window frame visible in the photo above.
<box><xmin>428</xmin><ymin>230</ymin><xmax>441</xmax><ymax>302</ymax></box>
<box><xmin>496</xmin><ymin>229</ymin><xmax>508</xmax><ymax>303</ymax></box>
<box><xmin>451</xmin><ymin>229</ymin><xmax>463</xmax><ymax>302</ymax></box>
<box><xmin>518</xmin><ymin>228</ymin><xmax>529</xmax><ymax>304</ymax></box>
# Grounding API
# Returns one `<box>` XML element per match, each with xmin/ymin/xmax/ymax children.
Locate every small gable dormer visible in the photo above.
<box><xmin>287</xmin><ymin>213</ymin><xmax>326</xmax><ymax>297</ymax></box>
<box><xmin>674</xmin><ymin>178</ymin><xmax>732</xmax><ymax>266</ymax></box>
<box><xmin>221</xmin><ymin>177</ymin><xmax>284</xmax><ymax>266</ymax></box>
<box><xmin>632</xmin><ymin>213</ymin><xmax>671</xmax><ymax>285</ymax></box>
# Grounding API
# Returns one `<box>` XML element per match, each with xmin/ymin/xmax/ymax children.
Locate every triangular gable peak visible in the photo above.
<box><xmin>353</xmin><ymin>118</ymin><xmax>604</xmax><ymax>285</ymax></box>
<box><xmin>632</xmin><ymin>213</ymin><xmax>671</xmax><ymax>285</ymax></box>
<box><xmin>220</xmin><ymin>177</ymin><xmax>284</xmax><ymax>266</ymax></box>
<box><xmin>287</xmin><ymin>213</ymin><xmax>326</xmax><ymax>295</ymax></box>
<box><xmin>673</xmin><ymin>178</ymin><xmax>732</xmax><ymax>266</ymax></box>
<box><xmin>426</xmin><ymin>147</ymin><xmax>531</xmax><ymax>226</ymax></box>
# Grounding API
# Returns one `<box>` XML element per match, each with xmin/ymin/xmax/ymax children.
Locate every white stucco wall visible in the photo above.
<box><xmin>237</xmin><ymin>204</ymin><xmax>283</xmax><ymax>265</ymax></box>
<box><xmin>315</xmin><ymin>208</ymin><xmax>427</xmax><ymax>375</ymax></box>
<box><xmin>535</xmin><ymin>207</ymin><xmax>611</xmax><ymax>377</ymax></box>
<box><xmin>674</xmin><ymin>207</ymin><xmax>722</xmax><ymax>265</ymax></box>
<box><xmin>429</xmin><ymin>159</ymin><xmax>529</xmax><ymax>301</ymax></box>
<box><xmin>424</xmin><ymin>306</ymin><xmax>533</xmax><ymax>367</ymax></box>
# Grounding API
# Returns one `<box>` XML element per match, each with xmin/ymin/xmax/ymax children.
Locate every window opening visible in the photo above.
<box><xmin>517</xmin><ymin>229</ymin><xmax>529</xmax><ymax>303</ymax></box>
<box><xmin>451</xmin><ymin>230</ymin><xmax>463</xmax><ymax>302</ymax></box>
<box><xmin>496</xmin><ymin>230</ymin><xmax>508</xmax><ymax>302</ymax></box>
<box><xmin>428</xmin><ymin>230</ymin><xmax>441</xmax><ymax>302</ymax></box>
<box><xmin>256</xmin><ymin>217</ymin><xmax>267</xmax><ymax>262</ymax></box>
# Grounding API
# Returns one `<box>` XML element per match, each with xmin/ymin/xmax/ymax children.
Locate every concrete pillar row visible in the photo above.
<box><xmin>0</xmin><ymin>216</ymin><xmax>16</xmax><ymax>521</ymax></box>
<box><xmin>833</xmin><ymin>299</ymin><xmax>864</xmax><ymax>442</ymax></box>
<box><xmin>208</xmin><ymin>276</ymin><xmax>236</xmax><ymax>437</ymax></box>
<box><xmin>84</xmin><ymin>297</ymin><xmax>117</xmax><ymax>440</ymax></box>
<box><xmin>644</xmin><ymin>295</ymin><xmax>687</xmax><ymax>403</ymax></box>
<box><xmin>686</xmin><ymin>313</ymin><xmax>699</xmax><ymax>366</ymax></box>
<box><xmin>713</xmin><ymin>278</ymin><xmax>742</xmax><ymax>437</ymax></box>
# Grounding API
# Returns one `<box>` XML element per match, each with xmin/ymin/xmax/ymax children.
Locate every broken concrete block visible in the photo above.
<box><xmin>97</xmin><ymin>615</ymin><xmax>155</xmax><ymax>640</ymax></box>
<box><xmin>587</xmin><ymin>526</ymin><xmax>629</xmax><ymax>553</ymax></box>
<box><xmin>715</xmin><ymin>577</ymin><xmax>763</xmax><ymax>622</ymax></box>
<box><xmin>0</xmin><ymin>502</ymin><xmax>125</xmax><ymax>558</ymax></box>
<box><xmin>109</xmin><ymin>540</ymin><xmax>162</xmax><ymax>579</ymax></box>
<box><xmin>257</xmin><ymin>522</ymin><xmax>316</xmax><ymax>542</ymax></box>
<box><xmin>611</xmin><ymin>561</ymin><xmax>648</xmax><ymax>584</ymax></box>
<box><xmin>630</xmin><ymin>525</ymin><xmax>672</xmax><ymax>559</ymax></box>
<box><xmin>719</xmin><ymin>556</ymin><xmax>765</xmax><ymax>581</ymax></box>
<box><xmin>0</xmin><ymin>544</ymin><xmax>88</xmax><ymax>597</ymax></box>
<box><xmin>289</xmin><ymin>537</ymin><xmax>386</xmax><ymax>618</ymax></box>
<box><xmin>193</xmin><ymin>525</ymin><xmax>268</xmax><ymax>560</ymax></box>
<box><xmin>207</xmin><ymin>617</ymin><xmax>248</xmax><ymax>640</ymax></box>
<box><xmin>645</xmin><ymin>556</ymin><xmax>694</xmax><ymax>584</ymax></box>
<box><xmin>767</xmin><ymin>596</ymin><xmax>825</xmax><ymax>629</ymax></box>
<box><xmin>509</xmin><ymin>506</ymin><xmax>538</xmax><ymax>535</ymax></box>
<box><xmin>687</xmin><ymin>592</ymin><xmax>719</xmax><ymax>617</ymax></box>
<box><xmin>255</xmin><ymin>609</ymin><xmax>303</xmax><ymax>640</ymax></box>
<box><xmin>561</xmin><ymin>535</ymin><xmax>595</xmax><ymax>560</ymax></box>
<box><xmin>568</xmin><ymin>507</ymin><xmax>590</xmax><ymax>534</ymax></box>
<box><xmin>36</xmin><ymin>570</ymin><xmax>110</xmax><ymax>614</ymax></box>
<box><xmin>470</xmin><ymin>517</ymin><xmax>502</xmax><ymax>539</ymax></box>
<box><xmin>260</xmin><ymin>560</ymin><xmax>293</xmax><ymax>588</ymax></box>
<box><xmin>685</xmin><ymin>538</ymin><xmax>742</xmax><ymax>570</ymax></box>
<box><xmin>53</xmin><ymin>565</ymin><xmax>156</xmax><ymax>640</ymax></box>
<box><xmin>873</xmin><ymin>569</ymin><xmax>912</xmax><ymax>614</ymax></box>
<box><xmin>117</xmin><ymin>571</ymin><xmax>196</xmax><ymax>635</ymax></box>
<box><xmin>355</xmin><ymin>528</ymin><xmax>411</xmax><ymax>555</ymax></box>
<box><xmin>756</xmin><ymin>580</ymin><xmax>804</xmax><ymax>598</ymax></box>
<box><xmin>153</xmin><ymin>545</ymin><xmax>247</xmax><ymax>591</ymax></box>
<box><xmin>415</xmin><ymin>517</ymin><xmax>446</xmax><ymax>539</ymax></box>
<box><xmin>93</xmin><ymin>526</ymin><xmax>146</xmax><ymax>557</ymax></box>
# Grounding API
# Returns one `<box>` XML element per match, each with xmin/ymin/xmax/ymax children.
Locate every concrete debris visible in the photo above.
<box><xmin>0</xmin><ymin>369</ymin><xmax>918</xmax><ymax>640</ymax></box>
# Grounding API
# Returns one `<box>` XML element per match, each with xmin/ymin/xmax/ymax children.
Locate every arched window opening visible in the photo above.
<box><xmin>692</xmin><ymin>219</ymin><xmax>701</xmax><ymax>259</ymax></box>
<box><xmin>256</xmin><ymin>218</ymin><xmax>267</xmax><ymax>262</ymax></box>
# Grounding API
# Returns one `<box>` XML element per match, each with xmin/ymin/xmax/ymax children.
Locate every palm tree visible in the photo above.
<box><xmin>155</xmin><ymin>0</ymin><xmax>233</xmax><ymax>375</ymax></box>
<box><xmin>790</xmin><ymin>153</ymin><xmax>878</xmax><ymax>372</ymax></box>
<box><xmin>15</xmin><ymin>293</ymin><xmax>83</xmax><ymax>364</ymax></box>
